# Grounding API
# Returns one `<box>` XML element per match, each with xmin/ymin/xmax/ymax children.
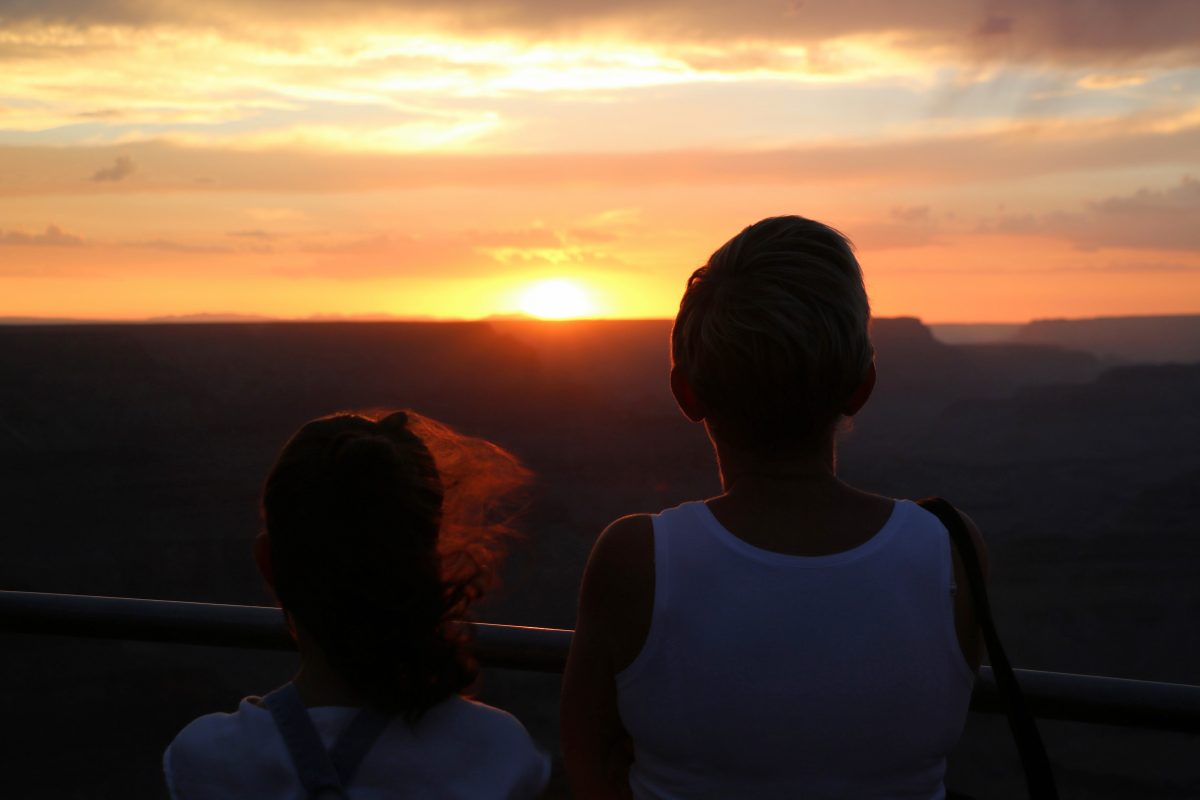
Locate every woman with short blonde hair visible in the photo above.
<box><xmin>562</xmin><ymin>216</ymin><xmax>984</xmax><ymax>800</ymax></box>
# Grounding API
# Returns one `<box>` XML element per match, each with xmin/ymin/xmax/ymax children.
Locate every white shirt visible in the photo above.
<box><xmin>165</xmin><ymin>693</ymin><xmax>550</xmax><ymax>799</ymax></box>
<box><xmin>617</xmin><ymin>500</ymin><xmax>975</xmax><ymax>800</ymax></box>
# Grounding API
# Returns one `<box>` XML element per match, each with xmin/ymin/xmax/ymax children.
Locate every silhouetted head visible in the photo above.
<box><xmin>670</xmin><ymin>215</ymin><xmax>874</xmax><ymax>455</ymax></box>
<box><xmin>259</xmin><ymin>410</ymin><xmax>530</xmax><ymax>718</ymax></box>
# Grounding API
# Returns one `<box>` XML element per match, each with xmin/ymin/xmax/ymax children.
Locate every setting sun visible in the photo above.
<box><xmin>516</xmin><ymin>279</ymin><xmax>596</xmax><ymax>320</ymax></box>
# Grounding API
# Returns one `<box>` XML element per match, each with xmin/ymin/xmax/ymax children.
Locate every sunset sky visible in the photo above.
<box><xmin>2</xmin><ymin>1</ymin><xmax>1199</xmax><ymax>322</ymax></box>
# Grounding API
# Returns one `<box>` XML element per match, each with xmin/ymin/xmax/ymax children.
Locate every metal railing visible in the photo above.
<box><xmin>3</xmin><ymin>590</ymin><xmax>1199</xmax><ymax>733</ymax></box>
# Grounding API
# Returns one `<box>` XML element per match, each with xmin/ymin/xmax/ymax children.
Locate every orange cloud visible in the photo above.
<box><xmin>4</xmin><ymin>1</ymin><xmax>1198</xmax><ymax>65</ymax></box>
<box><xmin>0</xmin><ymin>223</ymin><xmax>84</xmax><ymax>246</ymax></box>
<box><xmin>3</xmin><ymin>110</ymin><xmax>1198</xmax><ymax>197</ymax></box>
<box><xmin>90</xmin><ymin>155</ymin><xmax>136</xmax><ymax>182</ymax></box>
<box><xmin>980</xmin><ymin>176</ymin><xmax>1200</xmax><ymax>251</ymax></box>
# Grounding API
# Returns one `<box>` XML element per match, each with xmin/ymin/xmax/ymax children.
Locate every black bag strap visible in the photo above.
<box><xmin>918</xmin><ymin>497</ymin><xmax>1058</xmax><ymax>800</ymax></box>
<box><xmin>263</xmin><ymin>683</ymin><xmax>391</xmax><ymax>799</ymax></box>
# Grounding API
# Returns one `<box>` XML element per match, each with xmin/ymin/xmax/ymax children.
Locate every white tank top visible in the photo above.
<box><xmin>616</xmin><ymin>499</ymin><xmax>975</xmax><ymax>800</ymax></box>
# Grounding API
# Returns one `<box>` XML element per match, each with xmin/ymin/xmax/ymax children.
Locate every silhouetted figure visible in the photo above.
<box><xmin>561</xmin><ymin>216</ymin><xmax>986</xmax><ymax>799</ymax></box>
<box><xmin>165</xmin><ymin>410</ymin><xmax>548</xmax><ymax>799</ymax></box>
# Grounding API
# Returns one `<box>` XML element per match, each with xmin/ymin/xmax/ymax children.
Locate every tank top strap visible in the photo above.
<box><xmin>329</xmin><ymin>705</ymin><xmax>392</xmax><ymax>784</ymax></box>
<box><xmin>262</xmin><ymin>683</ymin><xmax>390</xmax><ymax>799</ymax></box>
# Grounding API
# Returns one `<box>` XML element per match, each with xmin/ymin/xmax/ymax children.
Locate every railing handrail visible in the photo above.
<box><xmin>3</xmin><ymin>589</ymin><xmax>1199</xmax><ymax>733</ymax></box>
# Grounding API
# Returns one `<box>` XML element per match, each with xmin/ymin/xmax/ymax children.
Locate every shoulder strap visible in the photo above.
<box><xmin>263</xmin><ymin>683</ymin><xmax>391</xmax><ymax>799</ymax></box>
<box><xmin>918</xmin><ymin>498</ymin><xmax>1058</xmax><ymax>800</ymax></box>
<box><xmin>329</xmin><ymin>706</ymin><xmax>392</xmax><ymax>785</ymax></box>
<box><xmin>264</xmin><ymin>684</ymin><xmax>346</xmax><ymax>798</ymax></box>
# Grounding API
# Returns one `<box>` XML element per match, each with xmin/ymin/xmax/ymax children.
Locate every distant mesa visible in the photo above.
<box><xmin>483</xmin><ymin>312</ymin><xmax>540</xmax><ymax>321</ymax></box>
<box><xmin>145</xmin><ymin>313</ymin><xmax>276</xmax><ymax>323</ymax></box>
<box><xmin>304</xmin><ymin>313</ymin><xmax>443</xmax><ymax>323</ymax></box>
<box><xmin>928</xmin><ymin>315</ymin><xmax>1200</xmax><ymax>365</ymax></box>
<box><xmin>0</xmin><ymin>316</ymin><xmax>102</xmax><ymax>325</ymax></box>
<box><xmin>873</xmin><ymin>316</ymin><xmax>937</xmax><ymax>343</ymax></box>
<box><xmin>928</xmin><ymin>323</ymin><xmax>1023</xmax><ymax>345</ymax></box>
<box><xmin>2</xmin><ymin>313</ymin><xmax>1197</xmax><ymax>368</ymax></box>
<box><xmin>1016</xmin><ymin>314</ymin><xmax>1200</xmax><ymax>364</ymax></box>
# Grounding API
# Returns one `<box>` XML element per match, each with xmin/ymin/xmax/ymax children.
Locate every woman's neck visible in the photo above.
<box><xmin>712</xmin><ymin>432</ymin><xmax>839</xmax><ymax>497</ymax></box>
<box><xmin>703</xmin><ymin>431</ymin><xmax>896</xmax><ymax>557</ymax></box>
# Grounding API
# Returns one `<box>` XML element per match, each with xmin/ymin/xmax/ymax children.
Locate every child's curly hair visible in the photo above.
<box><xmin>262</xmin><ymin>410</ymin><xmax>530</xmax><ymax>719</ymax></box>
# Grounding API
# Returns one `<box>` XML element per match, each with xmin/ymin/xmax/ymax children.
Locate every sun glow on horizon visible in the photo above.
<box><xmin>516</xmin><ymin>278</ymin><xmax>597</xmax><ymax>320</ymax></box>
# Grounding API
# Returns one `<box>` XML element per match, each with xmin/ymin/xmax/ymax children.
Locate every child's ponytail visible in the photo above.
<box><xmin>263</xmin><ymin>410</ymin><xmax>529</xmax><ymax>718</ymax></box>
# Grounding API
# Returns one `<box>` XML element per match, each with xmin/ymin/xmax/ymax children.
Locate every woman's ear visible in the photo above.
<box><xmin>842</xmin><ymin>360</ymin><xmax>877</xmax><ymax>417</ymax></box>
<box><xmin>670</xmin><ymin>365</ymin><xmax>706</xmax><ymax>422</ymax></box>
<box><xmin>253</xmin><ymin>532</ymin><xmax>275</xmax><ymax>589</ymax></box>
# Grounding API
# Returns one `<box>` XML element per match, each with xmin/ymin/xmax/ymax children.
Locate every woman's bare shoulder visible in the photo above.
<box><xmin>591</xmin><ymin>514</ymin><xmax>654</xmax><ymax>565</ymax></box>
<box><xmin>578</xmin><ymin>514</ymin><xmax>655</xmax><ymax>673</ymax></box>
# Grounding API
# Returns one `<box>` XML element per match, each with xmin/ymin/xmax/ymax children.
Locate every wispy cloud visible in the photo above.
<box><xmin>0</xmin><ymin>223</ymin><xmax>84</xmax><ymax>246</ymax></box>
<box><xmin>4</xmin><ymin>109</ymin><xmax>1198</xmax><ymax>196</ymax></box>
<box><xmin>851</xmin><ymin>206</ymin><xmax>944</xmax><ymax>250</ymax></box>
<box><xmin>1078</xmin><ymin>73</ymin><xmax>1149</xmax><ymax>90</ymax></box>
<box><xmin>225</xmin><ymin>229</ymin><xmax>279</xmax><ymax>240</ymax></box>
<box><xmin>90</xmin><ymin>155</ymin><xmax>135</xmax><ymax>181</ymax></box>
<box><xmin>3</xmin><ymin>1</ymin><xmax>1198</xmax><ymax>65</ymax></box>
<box><xmin>890</xmin><ymin>205</ymin><xmax>932</xmax><ymax>223</ymax></box>
<box><xmin>122</xmin><ymin>238</ymin><xmax>231</xmax><ymax>253</ymax></box>
<box><xmin>1</xmin><ymin>4</ymin><xmax>1197</xmax><ymax>153</ymax></box>
<box><xmin>981</xmin><ymin>176</ymin><xmax>1200</xmax><ymax>251</ymax></box>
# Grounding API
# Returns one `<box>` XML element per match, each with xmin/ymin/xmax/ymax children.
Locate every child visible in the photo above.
<box><xmin>165</xmin><ymin>410</ymin><xmax>549</xmax><ymax>799</ymax></box>
<box><xmin>561</xmin><ymin>216</ymin><xmax>986</xmax><ymax>799</ymax></box>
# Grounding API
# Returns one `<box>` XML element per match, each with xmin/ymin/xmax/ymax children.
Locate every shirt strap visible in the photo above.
<box><xmin>263</xmin><ymin>683</ymin><xmax>391</xmax><ymax>799</ymax></box>
<box><xmin>330</xmin><ymin>704</ymin><xmax>392</xmax><ymax>785</ymax></box>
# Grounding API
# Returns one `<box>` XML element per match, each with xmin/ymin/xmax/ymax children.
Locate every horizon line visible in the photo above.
<box><xmin>4</xmin><ymin>312</ymin><xmax>1200</xmax><ymax>327</ymax></box>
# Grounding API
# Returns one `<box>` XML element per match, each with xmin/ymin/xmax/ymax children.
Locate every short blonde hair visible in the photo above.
<box><xmin>671</xmin><ymin>216</ymin><xmax>873</xmax><ymax>453</ymax></box>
